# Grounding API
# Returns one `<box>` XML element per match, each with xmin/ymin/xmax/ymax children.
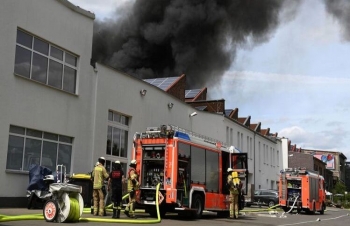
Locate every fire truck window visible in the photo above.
<box><xmin>191</xmin><ymin>146</ymin><xmax>205</xmax><ymax>184</ymax></box>
<box><xmin>206</xmin><ymin>150</ymin><xmax>219</xmax><ymax>192</ymax></box>
<box><xmin>178</xmin><ymin>142</ymin><xmax>190</xmax><ymax>157</ymax></box>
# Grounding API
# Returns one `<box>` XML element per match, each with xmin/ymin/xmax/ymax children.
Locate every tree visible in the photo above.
<box><xmin>332</xmin><ymin>181</ymin><xmax>346</xmax><ymax>195</ymax></box>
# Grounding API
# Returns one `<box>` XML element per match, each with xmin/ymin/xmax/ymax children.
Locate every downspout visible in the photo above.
<box><xmin>253</xmin><ymin>132</ymin><xmax>256</xmax><ymax>187</ymax></box>
<box><xmin>91</xmin><ymin>65</ymin><xmax>98</xmax><ymax>167</ymax></box>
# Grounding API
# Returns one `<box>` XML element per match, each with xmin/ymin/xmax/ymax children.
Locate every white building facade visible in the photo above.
<box><xmin>0</xmin><ymin>0</ymin><xmax>284</xmax><ymax>207</ymax></box>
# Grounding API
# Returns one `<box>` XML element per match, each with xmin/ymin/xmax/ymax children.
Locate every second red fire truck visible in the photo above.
<box><xmin>279</xmin><ymin>168</ymin><xmax>326</xmax><ymax>214</ymax></box>
<box><xmin>132</xmin><ymin>125</ymin><xmax>248</xmax><ymax>218</ymax></box>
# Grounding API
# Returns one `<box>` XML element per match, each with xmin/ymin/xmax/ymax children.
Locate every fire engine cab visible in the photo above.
<box><xmin>132</xmin><ymin>125</ymin><xmax>248</xmax><ymax>218</ymax></box>
<box><xmin>279</xmin><ymin>168</ymin><xmax>326</xmax><ymax>214</ymax></box>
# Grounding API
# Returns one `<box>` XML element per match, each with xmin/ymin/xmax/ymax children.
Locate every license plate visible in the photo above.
<box><xmin>143</xmin><ymin>201</ymin><xmax>155</xmax><ymax>204</ymax></box>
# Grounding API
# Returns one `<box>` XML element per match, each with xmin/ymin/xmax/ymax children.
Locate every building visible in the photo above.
<box><xmin>302</xmin><ymin>149</ymin><xmax>347</xmax><ymax>186</ymax></box>
<box><xmin>1</xmin><ymin>0</ymin><xmax>284</xmax><ymax>207</ymax></box>
<box><xmin>345</xmin><ymin>162</ymin><xmax>350</xmax><ymax>191</ymax></box>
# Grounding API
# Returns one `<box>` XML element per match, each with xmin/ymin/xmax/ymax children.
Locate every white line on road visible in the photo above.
<box><xmin>278</xmin><ymin>214</ymin><xmax>349</xmax><ymax>226</ymax></box>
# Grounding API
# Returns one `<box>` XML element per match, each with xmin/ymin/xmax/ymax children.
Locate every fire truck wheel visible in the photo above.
<box><xmin>192</xmin><ymin>194</ymin><xmax>204</xmax><ymax>219</ymax></box>
<box><xmin>320</xmin><ymin>203</ymin><xmax>325</xmax><ymax>215</ymax></box>
<box><xmin>268</xmin><ymin>200</ymin><xmax>275</xmax><ymax>208</ymax></box>
<box><xmin>43</xmin><ymin>199</ymin><xmax>59</xmax><ymax>222</ymax></box>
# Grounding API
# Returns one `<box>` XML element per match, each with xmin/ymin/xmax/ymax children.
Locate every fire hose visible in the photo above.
<box><xmin>279</xmin><ymin>195</ymin><xmax>299</xmax><ymax>218</ymax></box>
<box><xmin>0</xmin><ymin>183</ymin><xmax>162</xmax><ymax>224</ymax></box>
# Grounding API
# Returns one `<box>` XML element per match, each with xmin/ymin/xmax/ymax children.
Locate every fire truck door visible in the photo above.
<box><xmin>222</xmin><ymin>152</ymin><xmax>230</xmax><ymax>195</ymax></box>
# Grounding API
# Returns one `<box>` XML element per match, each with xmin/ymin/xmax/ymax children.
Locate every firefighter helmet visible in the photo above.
<box><xmin>98</xmin><ymin>156</ymin><xmax>106</xmax><ymax>165</ymax></box>
<box><xmin>130</xmin><ymin>159</ymin><xmax>137</xmax><ymax>166</ymax></box>
<box><xmin>115</xmin><ymin>160</ymin><xmax>121</xmax><ymax>164</ymax></box>
<box><xmin>227</xmin><ymin>167</ymin><xmax>233</xmax><ymax>172</ymax></box>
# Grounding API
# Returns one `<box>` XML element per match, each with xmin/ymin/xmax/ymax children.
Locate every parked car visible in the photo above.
<box><xmin>245</xmin><ymin>189</ymin><xmax>279</xmax><ymax>208</ymax></box>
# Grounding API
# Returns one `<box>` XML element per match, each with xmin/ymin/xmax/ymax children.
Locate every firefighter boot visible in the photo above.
<box><xmin>124</xmin><ymin>206</ymin><xmax>130</xmax><ymax>217</ymax></box>
<box><xmin>112</xmin><ymin>209</ymin><xmax>117</xmax><ymax>219</ymax></box>
<box><xmin>117</xmin><ymin>210</ymin><xmax>121</xmax><ymax>219</ymax></box>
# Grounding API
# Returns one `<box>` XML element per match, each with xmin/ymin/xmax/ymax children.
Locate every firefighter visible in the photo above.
<box><xmin>108</xmin><ymin>161</ymin><xmax>124</xmax><ymax>219</ymax></box>
<box><xmin>92</xmin><ymin>157</ymin><xmax>109</xmax><ymax>216</ymax></box>
<box><xmin>227</xmin><ymin>168</ymin><xmax>240</xmax><ymax>219</ymax></box>
<box><xmin>124</xmin><ymin>159</ymin><xmax>139</xmax><ymax>218</ymax></box>
<box><xmin>90</xmin><ymin>161</ymin><xmax>100</xmax><ymax>215</ymax></box>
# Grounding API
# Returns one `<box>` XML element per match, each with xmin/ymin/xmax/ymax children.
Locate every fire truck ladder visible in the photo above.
<box><xmin>169</xmin><ymin>124</ymin><xmax>228</xmax><ymax>150</ymax></box>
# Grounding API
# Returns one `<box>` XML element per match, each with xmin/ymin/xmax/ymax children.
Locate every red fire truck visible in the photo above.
<box><xmin>132</xmin><ymin>125</ymin><xmax>248</xmax><ymax>218</ymax></box>
<box><xmin>279</xmin><ymin>168</ymin><xmax>326</xmax><ymax>214</ymax></box>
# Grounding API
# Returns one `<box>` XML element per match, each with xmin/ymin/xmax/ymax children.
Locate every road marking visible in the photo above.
<box><xmin>277</xmin><ymin>214</ymin><xmax>349</xmax><ymax>226</ymax></box>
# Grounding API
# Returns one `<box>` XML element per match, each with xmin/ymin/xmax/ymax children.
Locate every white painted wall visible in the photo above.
<box><xmin>0</xmin><ymin>0</ymin><xmax>95</xmax><ymax>197</ymax></box>
<box><xmin>0</xmin><ymin>0</ymin><xmax>285</xmax><ymax>201</ymax></box>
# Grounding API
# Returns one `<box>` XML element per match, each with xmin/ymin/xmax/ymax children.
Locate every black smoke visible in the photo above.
<box><xmin>324</xmin><ymin>0</ymin><xmax>350</xmax><ymax>41</ymax></box>
<box><xmin>92</xmin><ymin>0</ymin><xmax>289</xmax><ymax>88</ymax></box>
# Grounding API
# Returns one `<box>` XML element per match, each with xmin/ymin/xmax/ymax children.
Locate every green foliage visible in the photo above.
<box><xmin>332</xmin><ymin>181</ymin><xmax>346</xmax><ymax>194</ymax></box>
<box><xmin>331</xmin><ymin>181</ymin><xmax>349</xmax><ymax>208</ymax></box>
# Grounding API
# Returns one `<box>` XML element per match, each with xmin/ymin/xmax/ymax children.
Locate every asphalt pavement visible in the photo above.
<box><xmin>1</xmin><ymin>206</ymin><xmax>349</xmax><ymax>226</ymax></box>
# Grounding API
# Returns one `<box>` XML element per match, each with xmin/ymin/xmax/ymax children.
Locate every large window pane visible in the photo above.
<box><xmin>48</xmin><ymin>60</ymin><xmax>63</xmax><ymax>89</ymax></box>
<box><xmin>113</xmin><ymin>112</ymin><xmax>121</xmax><ymax>123</ymax></box>
<box><xmin>58</xmin><ymin>144</ymin><xmax>72</xmax><ymax>173</ymax></box>
<box><xmin>14</xmin><ymin>46</ymin><xmax>31</xmax><ymax>78</ymax></box>
<box><xmin>6</xmin><ymin>136</ymin><xmax>24</xmax><ymax>170</ymax></box>
<box><xmin>27</xmin><ymin>129</ymin><xmax>42</xmax><ymax>138</ymax></box>
<box><xmin>65</xmin><ymin>52</ymin><xmax>77</xmax><ymax>66</ymax></box>
<box><xmin>120</xmin><ymin>130</ymin><xmax>128</xmax><ymax>157</ymax></box>
<box><xmin>63</xmin><ymin>66</ymin><xmax>76</xmax><ymax>93</ymax></box>
<box><xmin>59</xmin><ymin>135</ymin><xmax>73</xmax><ymax>144</ymax></box>
<box><xmin>24</xmin><ymin>138</ymin><xmax>42</xmax><ymax>171</ymax></box>
<box><xmin>107</xmin><ymin>126</ymin><xmax>112</xmax><ymax>155</ymax></box>
<box><xmin>42</xmin><ymin>141</ymin><xmax>57</xmax><ymax>171</ymax></box>
<box><xmin>17</xmin><ymin>30</ymin><xmax>32</xmax><ymax>48</ymax></box>
<box><xmin>31</xmin><ymin>53</ymin><xmax>48</xmax><ymax>84</ymax></box>
<box><xmin>34</xmin><ymin>37</ymin><xmax>49</xmax><ymax>55</ymax></box>
<box><xmin>112</xmin><ymin>128</ymin><xmax>120</xmax><ymax>156</ymax></box>
<box><xmin>44</xmin><ymin>132</ymin><xmax>58</xmax><ymax>141</ymax></box>
<box><xmin>10</xmin><ymin>125</ymin><xmax>25</xmax><ymax>135</ymax></box>
<box><xmin>50</xmin><ymin>46</ymin><xmax>63</xmax><ymax>61</ymax></box>
<box><xmin>108</xmin><ymin>111</ymin><xmax>113</xmax><ymax>121</ymax></box>
<box><xmin>106</xmin><ymin>160</ymin><xmax>112</xmax><ymax>173</ymax></box>
<box><xmin>121</xmin><ymin>115</ymin><xmax>129</xmax><ymax>126</ymax></box>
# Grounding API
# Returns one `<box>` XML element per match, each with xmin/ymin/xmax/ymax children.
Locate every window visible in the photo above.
<box><xmin>6</xmin><ymin>125</ymin><xmax>73</xmax><ymax>173</ymax></box>
<box><xmin>107</xmin><ymin>110</ymin><xmax>130</xmax><ymax>158</ymax></box>
<box><xmin>14</xmin><ymin>29</ymin><xmax>78</xmax><ymax>94</ymax></box>
<box><xmin>191</xmin><ymin>146</ymin><xmax>205</xmax><ymax>184</ymax></box>
<box><xmin>206</xmin><ymin>150</ymin><xmax>219</xmax><ymax>192</ymax></box>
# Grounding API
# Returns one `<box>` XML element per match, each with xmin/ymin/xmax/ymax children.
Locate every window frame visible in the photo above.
<box><xmin>14</xmin><ymin>28</ymin><xmax>78</xmax><ymax>94</ymax></box>
<box><xmin>6</xmin><ymin>125</ymin><xmax>73</xmax><ymax>173</ymax></box>
<box><xmin>106</xmin><ymin>110</ymin><xmax>130</xmax><ymax>160</ymax></box>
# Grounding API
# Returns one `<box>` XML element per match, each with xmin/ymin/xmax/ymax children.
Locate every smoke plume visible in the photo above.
<box><xmin>92</xmin><ymin>0</ymin><xmax>289</xmax><ymax>88</ymax></box>
<box><xmin>324</xmin><ymin>0</ymin><xmax>350</xmax><ymax>41</ymax></box>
